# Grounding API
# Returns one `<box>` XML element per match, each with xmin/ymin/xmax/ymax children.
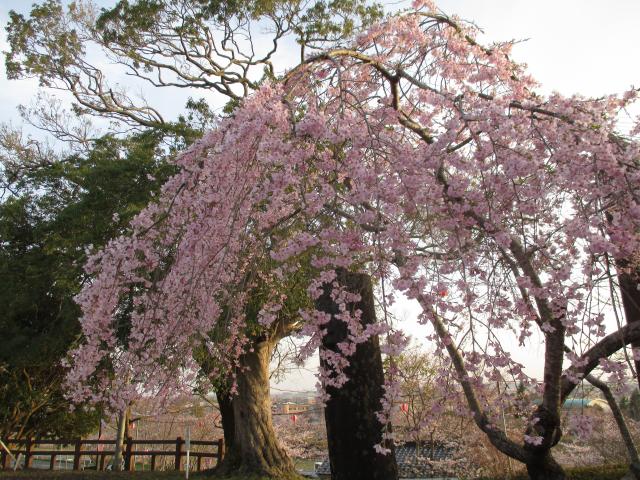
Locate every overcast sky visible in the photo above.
<box><xmin>1</xmin><ymin>0</ymin><xmax>639</xmax><ymax>392</ymax></box>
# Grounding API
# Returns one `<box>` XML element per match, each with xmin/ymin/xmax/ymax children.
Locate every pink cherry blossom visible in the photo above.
<box><xmin>66</xmin><ymin>2</ymin><xmax>640</xmax><ymax>465</ymax></box>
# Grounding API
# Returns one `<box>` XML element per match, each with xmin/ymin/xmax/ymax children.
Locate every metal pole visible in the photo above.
<box><xmin>96</xmin><ymin>419</ymin><xmax>103</xmax><ymax>469</ymax></box>
<box><xmin>185</xmin><ymin>426</ymin><xmax>190</xmax><ymax>480</ymax></box>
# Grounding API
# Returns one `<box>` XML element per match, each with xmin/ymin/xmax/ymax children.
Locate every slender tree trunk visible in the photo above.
<box><xmin>316</xmin><ymin>268</ymin><xmax>399</xmax><ymax>480</ymax></box>
<box><xmin>605</xmin><ymin>205</ymin><xmax>640</xmax><ymax>388</ymax></box>
<box><xmin>216</xmin><ymin>337</ymin><xmax>297</xmax><ymax>479</ymax></box>
<box><xmin>615</xmin><ymin>260</ymin><xmax>640</xmax><ymax>479</ymax></box>
<box><xmin>525</xmin><ymin>451</ymin><xmax>565</xmax><ymax>480</ymax></box>
<box><xmin>216</xmin><ymin>390</ymin><xmax>235</xmax><ymax>452</ymax></box>
<box><xmin>113</xmin><ymin>408</ymin><xmax>128</xmax><ymax>472</ymax></box>
<box><xmin>618</xmin><ymin>265</ymin><xmax>640</xmax><ymax>385</ymax></box>
<box><xmin>587</xmin><ymin>374</ymin><xmax>640</xmax><ymax>479</ymax></box>
<box><xmin>523</xmin><ymin>371</ymin><xmax>565</xmax><ymax>479</ymax></box>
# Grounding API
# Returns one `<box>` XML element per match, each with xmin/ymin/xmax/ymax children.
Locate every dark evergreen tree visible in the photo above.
<box><xmin>0</xmin><ymin>132</ymin><xmax>174</xmax><ymax>440</ymax></box>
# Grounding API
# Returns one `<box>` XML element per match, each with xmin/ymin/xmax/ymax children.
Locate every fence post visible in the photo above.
<box><xmin>175</xmin><ymin>437</ymin><xmax>183</xmax><ymax>470</ymax></box>
<box><xmin>24</xmin><ymin>439</ymin><xmax>33</xmax><ymax>469</ymax></box>
<box><xmin>151</xmin><ymin>454</ymin><xmax>156</xmax><ymax>471</ymax></box>
<box><xmin>217</xmin><ymin>438</ymin><xmax>225</xmax><ymax>465</ymax></box>
<box><xmin>73</xmin><ymin>438</ymin><xmax>82</xmax><ymax>471</ymax></box>
<box><xmin>99</xmin><ymin>453</ymin><xmax>105</xmax><ymax>471</ymax></box>
<box><xmin>125</xmin><ymin>436</ymin><xmax>134</xmax><ymax>471</ymax></box>
<box><xmin>49</xmin><ymin>454</ymin><xmax>57</xmax><ymax>470</ymax></box>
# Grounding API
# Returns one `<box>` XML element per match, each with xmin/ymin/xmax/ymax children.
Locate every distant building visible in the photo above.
<box><xmin>529</xmin><ymin>397</ymin><xmax>611</xmax><ymax>412</ymax></box>
<box><xmin>562</xmin><ymin>398</ymin><xmax>610</xmax><ymax>411</ymax></box>
<box><xmin>282</xmin><ymin>402</ymin><xmax>311</xmax><ymax>414</ymax></box>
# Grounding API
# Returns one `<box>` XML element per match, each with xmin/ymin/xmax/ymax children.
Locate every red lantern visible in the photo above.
<box><xmin>401</xmin><ymin>403</ymin><xmax>409</xmax><ymax>413</ymax></box>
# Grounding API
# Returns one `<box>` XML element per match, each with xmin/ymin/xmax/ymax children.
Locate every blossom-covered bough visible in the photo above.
<box><xmin>68</xmin><ymin>2</ymin><xmax>640</xmax><ymax>479</ymax></box>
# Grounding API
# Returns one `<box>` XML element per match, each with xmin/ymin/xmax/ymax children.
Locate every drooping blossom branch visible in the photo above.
<box><xmin>67</xmin><ymin>2</ymin><xmax>640</xmax><ymax>472</ymax></box>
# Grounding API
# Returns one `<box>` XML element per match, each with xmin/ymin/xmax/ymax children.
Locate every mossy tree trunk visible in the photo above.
<box><xmin>216</xmin><ymin>337</ymin><xmax>298</xmax><ymax>479</ymax></box>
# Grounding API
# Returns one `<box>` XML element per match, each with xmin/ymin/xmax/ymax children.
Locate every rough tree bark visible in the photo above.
<box><xmin>216</xmin><ymin>336</ymin><xmax>298</xmax><ymax>479</ymax></box>
<box><xmin>316</xmin><ymin>268</ymin><xmax>399</xmax><ymax>480</ymax></box>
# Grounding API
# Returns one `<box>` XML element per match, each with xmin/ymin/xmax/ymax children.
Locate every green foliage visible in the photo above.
<box><xmin>0</xmin><ymin>131</ymin><xmax>175</xmax><ymax>439</ymax></box>
<box><xmin>4</xmin><ymin>1</ymin><xmax>83</xmax><ymax>85</ymax></box>
<box><xmin>95</xmin><ymin>0</ymin><xmax>383</xmax><ymax>46</ymax></box>
<box><xmin>295</xmin><ymin>0</ymin><xmax>383</xmax><ymax>41</ymax></box>
<box><xmin>0</xmin><ymin>191</ymin><xmax>94</xmax><ymax>439</ymax></box>
<box><xmin>4</xmin><ymin>0</ymin><xmax>383</xmax><ymax>133</ymax></box>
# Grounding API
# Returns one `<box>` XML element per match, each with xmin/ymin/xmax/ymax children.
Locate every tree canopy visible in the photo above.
<box><xmin>65</xmin><ymin>3</ymin><xmax>640</xmax><ymax>478</ymax></box>
<box><xmin>4</xmin><ymin>1</ymin><xmax>640</xmax><ymax>479</ymax></box>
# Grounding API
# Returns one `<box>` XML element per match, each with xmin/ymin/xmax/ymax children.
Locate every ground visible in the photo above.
<box><xmin>0</xmin><ymin>473</ymin><xmax>185</xmax><ymax>480</ymax></box>
<box><xmin>0</xmin><ymin>472</ymin><xmax>291</xmax><ymax>480</ymax></box>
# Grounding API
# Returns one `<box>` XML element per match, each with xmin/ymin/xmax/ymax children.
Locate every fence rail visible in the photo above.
<box><xmin>1</xmin><ymin>437</ymin><xmax>224</xmax><ymax>472</ymax></box>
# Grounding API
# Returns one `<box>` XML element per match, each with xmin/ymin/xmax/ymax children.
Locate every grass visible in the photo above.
<box><xmin>0</xmin><ymin>464</ymin><xmax>629</xmax><ymax>479</ymax></box>
<box><xmin>0</xmin><ymin>472</ymin><xmax>188</xmax><ymax>479</ymax></box>
<box><xmin>0</xmin><ymin>471</ymin><xmax>305</xmax><ymax>480</ymax></box>
<box><xmin>479</xmin><ymin>463</ymin><xmax>628</xmax><ymax>480</ymax></box>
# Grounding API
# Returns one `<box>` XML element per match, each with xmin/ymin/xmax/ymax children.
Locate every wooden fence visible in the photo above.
<box><xmin>1</xmin><ymin>437</ymin><xmax>224</xmax><ymax>472</ymax></box>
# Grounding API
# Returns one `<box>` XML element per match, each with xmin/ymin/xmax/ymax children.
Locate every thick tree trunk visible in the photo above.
<box><xmin>216</xmin><ymin>337</ymin><xmax>297</xmax><ymax>479</ymax></box>
<box><xmin>316</xmin><ymin>269</ymin><xmax>399</xmax><ymax>480</ymax></box>
<box><xmin>525</xmin><ymin>451</ymin><xmax>565</xmax><ymax>480</ymax></box>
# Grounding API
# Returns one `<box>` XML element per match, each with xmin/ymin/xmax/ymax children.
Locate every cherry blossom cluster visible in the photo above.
<box><xmin>67</xmin><ymin>1</ymin><xmax>640</xmax><ymax>460</ymax></box>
